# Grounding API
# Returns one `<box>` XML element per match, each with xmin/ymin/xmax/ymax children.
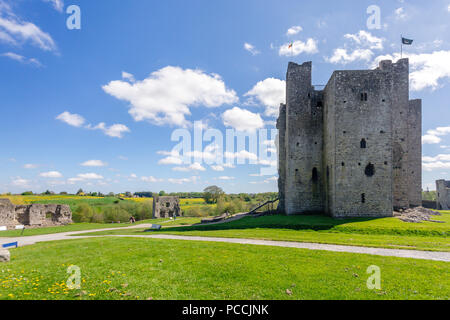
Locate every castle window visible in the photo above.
<box><xmin>317</xmin><ymin>101</ymin><xmax>323</xmax><ymax>108</ymax></box>
<box><xmin>360</xmin><ymin>92</ymin><xmax>368</xmax><ymax>101</ymax></box>
<box><xmin>365</xmin><ymin>163</ymin><xmax>375</xmax><ymax>177</ymax></box>
<box><xmin>327</xmin><ymin>166</ymin><xmax>329</xmax><ymax>178</ymax></box>
<box><xmin>341</xmin><ymin>162</ymin><xmax>345</xmax><ymax>167</ymax></box>
<box><xmin>384</xmin><ymin>161</ymin><xmax>388</xmax><ymax>165</ymax></box>
<box><xmin>360</xmin><ymin>138</ymin><xmax>367</xmax><ymax>149</ymax></box>
<box><xmin>361</xmin><ymin>193</ymin><xmax>366</xmax><ymax>203</ymax></box>
<box><xmin>312</xmin><ymin>167</ymin><xmax>319</xmax><ymax>182</ymax></box>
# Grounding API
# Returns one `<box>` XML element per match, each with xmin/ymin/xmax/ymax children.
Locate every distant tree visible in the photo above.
<box><xmin>21</xmin><ymin>191</ymin><xmax>33</xmax><ymax>196</ymax></box>
<box><xmin>124</xmin><ymin>192</ymin><xmax>132</xmax><ymax>198</ymax></box>
<box><xmin>135</xmin><ymin>192</ymin><xmax>153</xmax><ymax>198</ymax></box>
<box><xmin>203</xmin><ymin>186</ymin><xmax>225</xmax><ymax>204</ymax></box>
<box><xmin>59</xmin><ymin>191</ymin><xmax>68</xmax><ymax>195</ymax></box>
<box><xmin>107</xmin><ymin>192</ymin><xmax>115</xmax><ymax>197</ymax></box>
<box><xmin>159</xmin><ymin>190</ymin><xmax>166</xmax><ymax>196</ymax></box>
<box><xmin>43</xmin><ymin>190</ymin><xmax>53</xmax><ymax>195</ymax></box>
<box><xmin>76</xmin><ymin>189</ymin><xmax>84</xmax><ymax>196</ymax></box>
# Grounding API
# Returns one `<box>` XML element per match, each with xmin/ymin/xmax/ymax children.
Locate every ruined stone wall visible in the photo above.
<box><xmin>408</xmin><ymin>99</ymin><xmax>422</xmax><ymax>207</ymax></box>
<box><xmin>436</xmin><ymin>180</ymin><xmax>450</xmax><ymax>210</ymax></box>
<box><xmin>324</xmin><ymin>69</ymin><xmax>393</xmax><ymax>217</ymax></box>
<box><xmin>284</xmin><ymin>62</ymin><xmax>324</xmax><ymax>214</ymax></box>
<box><xmin>153</xmin><ymin>196</ymin><xmax>181</xmax><ymax>218</ymax></box>
<box><xmin>0</xmin><ymin>199</ymin><xmax>72</xmax><ymax>228</ymax></box>
<box><xmin>276</xmin><ymin>103</ymin><xmax>287</xmax><ymax>212</ymax></box>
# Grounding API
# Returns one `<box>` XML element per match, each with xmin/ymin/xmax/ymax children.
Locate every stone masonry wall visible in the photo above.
<box><xmin>408</xmin><ymin>99</ymin><xmax>422</xmax><ymax>207</ymax></box>
<box><xmin>436</xmin><ymin>180</ymin><xmax>450</xmax><ymax>210</ymax></box>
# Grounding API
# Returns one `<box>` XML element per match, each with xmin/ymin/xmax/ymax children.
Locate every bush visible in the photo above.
<box><xmin>72</xmin><ymin>203</ymin><xmax>94</xmax><ymax>223</ymax></box>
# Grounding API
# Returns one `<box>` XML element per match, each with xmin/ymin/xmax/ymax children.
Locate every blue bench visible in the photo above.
<box><xmin>2</xmin><ymin>242</ymin><xmax>18</xmax><ymax>249</ymax></box>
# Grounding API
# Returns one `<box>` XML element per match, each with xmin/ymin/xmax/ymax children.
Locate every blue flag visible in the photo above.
<box><xmin>402</xmin><ymin>37</ymin><xmax>413</xmax><ymax>45</ymax></box>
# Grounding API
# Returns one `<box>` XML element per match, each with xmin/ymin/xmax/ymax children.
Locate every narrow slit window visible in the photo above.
<box><xmin>360</xmin><ymin>138</ymin><xmax>367</xmax><ymax>149</ymax></box>
<box><xmin>312</xmin><ymin>167</ymin><xmax>318</xmax><ymax>182</ymax></box>
<box><xmin>361</xmin><ymin>193</ymin><xmax>366</xmax><ymax>203</ymax></box>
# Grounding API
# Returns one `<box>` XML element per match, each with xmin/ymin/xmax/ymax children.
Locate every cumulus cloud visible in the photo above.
<box><xmin>122</xmin><ymin>71</ymin><xmax>135</xmax><ymax>82</ymax></box>
<box><xmin>67</xmin><ymin>173</ymin><xmax>104</xmax><ymax>184</ymax></box>
<box><xmin>279</xmin><ymin>38</ymin><xmax>318</xmax><ymax>56</ymax></box>
<box><xmin>421</xmin><ymin>126</ymin><xmax>450</xmax><ymax>144</ymax></box>
<box><xmin>1</xmin><ymin>52</ymin><xmax>41</xmax><ymax>66</ymax></box>
<box><xmin>80</xmin><ymin>160</ymin><xmax>107</xmax><ymax>167</ymax></box>
<box><xmin>423</xmin><ymin>154</ymin><xmax>450</xmax><ymax>171</ymax></box>
<box><xmin>211</xmin><ymin>165</ymin><xmax>225</xmax><ymax>171</ymax></box>
<box><xmin>218</xmin><ymin>176</ymin><xmax>235</xmax><ymax>180</ymax></box>
<box><xmin>373</xmin><ymin>51</ymin><xmax>450</xmax><ymax>91</ymax></box>
<box><xmin>40</xmin><ymin>171</ymin><xmax>63</xmax><ymax>178</ymax></box>
<box><xmin>0</xmin><ymin>3</ymin><xmax>57</xmax><ymax>51</ymax></box>
<box><xmin>286</xmin><ymin>26</ymin><xmax>302</xmax><ymax>36</ymax></box>
<box><xmin>245</xmin><ymin>78</ymin><xmax>286</xmax><ymax>117</ymax></box>
<box><xmin>395</xmin><ymin>7</ymin><xmax>407</xmax><ymax>20</ymax></box>
<box><xmin>222</xmin><ymin>107</ymin><xmax>264</xmax><ymax>132</ymax></box>
<box><xmin>102</xmin><ymin>66</ymin><xmax>238</xmax><ymax>127</ymax></box>
<box><xmin>244</xmin><ymin>42</ymin><xmax>260</xmax><ymax>55</ymax></box>
<box><xmin>224</xmin><ymin>150</ymin><xmax>258</xmax><ymax>162</ymax></box>
<box><xmin>56</xmin><ymin>111</ymin><xmax>85</xmax><ymax>127</ymax></box>
<box><xmin>327</xmin><ymin>30</ymin><xmax>384</xmax><ymax>64</ymax></box>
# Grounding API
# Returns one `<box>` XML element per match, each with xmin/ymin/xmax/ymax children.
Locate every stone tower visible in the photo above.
<box><xmin>277</xmin><ymin>59</ymin><xmax>422</xmax><ymax>218</ymax></box>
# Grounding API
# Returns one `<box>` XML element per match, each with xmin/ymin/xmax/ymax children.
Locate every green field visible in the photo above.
<box><xmin>79</xmin><ymin>213</ymin><xmax>450</xmax><ymax>252</ymax></box>
<box><xmin>1</xmin><ymin>237</ymin><xmax>448</xmax><ymax>300</ymax></box>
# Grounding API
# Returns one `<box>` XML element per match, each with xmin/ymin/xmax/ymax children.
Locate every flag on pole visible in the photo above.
<box><xmin>402</xmin><ymin>37</ymin><xmax>413</xmax><ymax>45</ymax></box>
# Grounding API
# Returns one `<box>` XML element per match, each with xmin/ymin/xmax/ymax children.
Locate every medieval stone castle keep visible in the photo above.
<box><xmin>277</xmin><ymin>59</ymin><xmax>422</xmax><ymax>218</ymax></box>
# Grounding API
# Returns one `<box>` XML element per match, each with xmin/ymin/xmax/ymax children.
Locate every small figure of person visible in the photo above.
<box><xmin>129</xmin><ymin>216</ymin><xmax>136</xmax><ymax>224</ymax></box>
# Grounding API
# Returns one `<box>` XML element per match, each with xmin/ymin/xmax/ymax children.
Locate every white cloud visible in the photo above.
<box><xmin>1</xmin><ymin>52</ymin><xmax>41</xmax><ymax>67</ymax></box>
<box><xmin>244</xmin><ymin>42</ymin><xmax>260</xmax><ymax>55</ymax></box>
<box><xmin>373</xmin><ymin>51</ymin><xmax>450</xmax><ymax>91</ymax></box>
<box><xmin>448</xmin><ymin>4</ymin><xmax>450</xmax><ymax>12</ymax></box>
<box><xmin>245</xmin><ymin>78</ymin><xmax>286</xmax><ymax>117</ymax></box>
<box><xmin>43</xmin><ymin>0</ymin><xmax>64</xmax><ymax>12</ymax></box>
<box><xmin>327</xmin><ymin>31</ymin><xmax>383</xmax><ymax>64</ymax></box>
<box><xmin>279</xmin><ymin>38</ymin><xmax>318</xmax><ymax>57</ymax></box>
<box><xmin>168</xmin><ymin>176</ymin><xmax>199</xmax><ymax>185</ymax></box>
<box><xmin>81</xmin><ymin>160</ymin><xmax>107</xmax><ymax>167</ymax></box>
<box><xmin>23</xmin><ymin>164</ymin><xmax>38</xmax><ymax>169</ymax></box>
<box><xmin>0</xmin><ymin>5</ymin><xmax>57</xmax><ymax>51</ymax></box>
<box><xmin>12</xmin><ymin>177</ymin><xmax>30</xmax><ymax>188</ymax></box>
<box><xmin>90</xmin><ymin>123</ymin><xmax>130</xmax><ymax>138</ymax></box>
<box><xmin>222</xmin><ymin>107</ymin><xmax>264</xmax><ymax>132</ymax></box>
<box><xmin>395</xmin><ymin>7</ymin><xmax>407</xmax><ymax>20</ymax></box>
<box><xmin>421</xmin><ymin>126</ymin><xmax>450</xmax><ymax>144</ymax></box>
<box><xmin>423</xmin><ymin>154</ymin><xmax>450</xmax><ymax>171</ymax></box>
<box><xmin>102</xmin><ymin>66</ymin><xmax>238</xmax><ymax>127</ymax></box>
<box><xmin>77</xmin><ymin>173</ymin><xmax>104</xmax><ymax>180</ymax></box>
<box><xmin>286</xmin><ymin>26</ymin><xmax>302</xmax><ymax>36</ymax></box>
<box><xmin>218</xmin><ymin>176</ymin><xmax>235</xmax><ymax>180</ymax></box>
<box><xmin>158</xmin><ymin>154</ymin><xmax>183</xmax><ymax>165</ymax></box>
<box><xmin>224</xmin><ymin>150</ymin><xmax>258</xmax><ymax>161</ymax></box>
<box><xmin>211</xmin><ymin>165</ymin><xmax>224</xmax><ymax>171</ymax></box>
<box><xmin>40</xmin><ymin>171</ymin><xmax>63</xmax><ymax>178</ymax></box>
<box><xmin>56</xmin><ymin>111</ymin><xmax>86</xmax><ymax>127</ymax></box>
<box><xmin>141</xmin><ymin>176</ymin><xmax>163</xmax><ymax>183</ymax></box>
<box><xmin>122</xmin><ymin>71</ymin><xmax>135</xmax><ymax>83</ymax></box>
<box><xmin>173</xmin><ymin>162</ymin><xmax>206</xmax><ymax>172</ymax></box>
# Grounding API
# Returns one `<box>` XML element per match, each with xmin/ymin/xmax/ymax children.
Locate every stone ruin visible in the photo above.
<box><xmin>436</xmin><ymin>179</ymin><xmax>450</xmax><ymax>210</ymax></box>
<box><xmin>0</xmin><ymin>199</ymin><xmax>72</xmax><ymax>230</ymax></box>
<box><xmin>152</xmin><ymin>196</ymin><xmax>181</xmax><ymax>219</ymax></box>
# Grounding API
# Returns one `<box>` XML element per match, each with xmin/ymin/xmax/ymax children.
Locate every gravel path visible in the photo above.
<box><xmin>1</xmin><ymin>225</ymin><xmax>449</xmax><ymax>262</ymax></box>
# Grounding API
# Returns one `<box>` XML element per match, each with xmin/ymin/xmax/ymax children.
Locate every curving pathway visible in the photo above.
<box><xmin>1</xmin><ymin>224</ymin><xmax>449</xmax><ymax>262</ymax></box>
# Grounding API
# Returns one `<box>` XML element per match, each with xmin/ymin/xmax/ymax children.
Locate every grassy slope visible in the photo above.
<box><xmin>79</xmin><ymin>213</ymin><xmax>450</xmax><ymax>252</ymax></box>
<box><xmin>1</xmin><ymin>237</ymin><xmax>448</xmax><ymax>300</ymax></box>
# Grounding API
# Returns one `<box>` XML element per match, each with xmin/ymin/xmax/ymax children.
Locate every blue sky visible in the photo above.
<box><xmin>1</xmin><ymin>0</ymin><xmax>450</xmax><ymax>194</ymax></box>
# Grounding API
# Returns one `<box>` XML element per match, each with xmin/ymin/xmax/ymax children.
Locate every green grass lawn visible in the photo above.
<box><xmin>0</xmin><ymin>217</ymin><xmax>203</xmax><ymax>238</ymax></box>
<box><xmin>78</xmin><ymin>213</ymin><xmax>450</xmax><ymax>252</ymax></box>
<box><xmin>1</xmin><ymin>237</ymin><xmax>448</xmax><ymax>300</ymax></box>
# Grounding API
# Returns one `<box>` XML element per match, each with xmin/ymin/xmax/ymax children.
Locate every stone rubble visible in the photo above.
<box><xmin>394</xmin><ymin>206</ymin><xmax>443</xmax><ymax>223</ymax></box>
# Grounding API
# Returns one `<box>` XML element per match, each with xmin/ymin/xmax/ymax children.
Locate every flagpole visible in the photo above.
<box><xmin>401</xmin><ymin>35</ymin><xmax>403</xmax><ymax>59</ymax></box>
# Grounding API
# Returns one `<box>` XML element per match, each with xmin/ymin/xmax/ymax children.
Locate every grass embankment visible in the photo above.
<box><xmin>1</xmin><ymin>237</ymin><xmax>448</xmax><ymax>300</ymax></box>
<box><xmin>80</xmin><ymin>213</ymin><xmax>450</xmax><ymax>252</ymax></box>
